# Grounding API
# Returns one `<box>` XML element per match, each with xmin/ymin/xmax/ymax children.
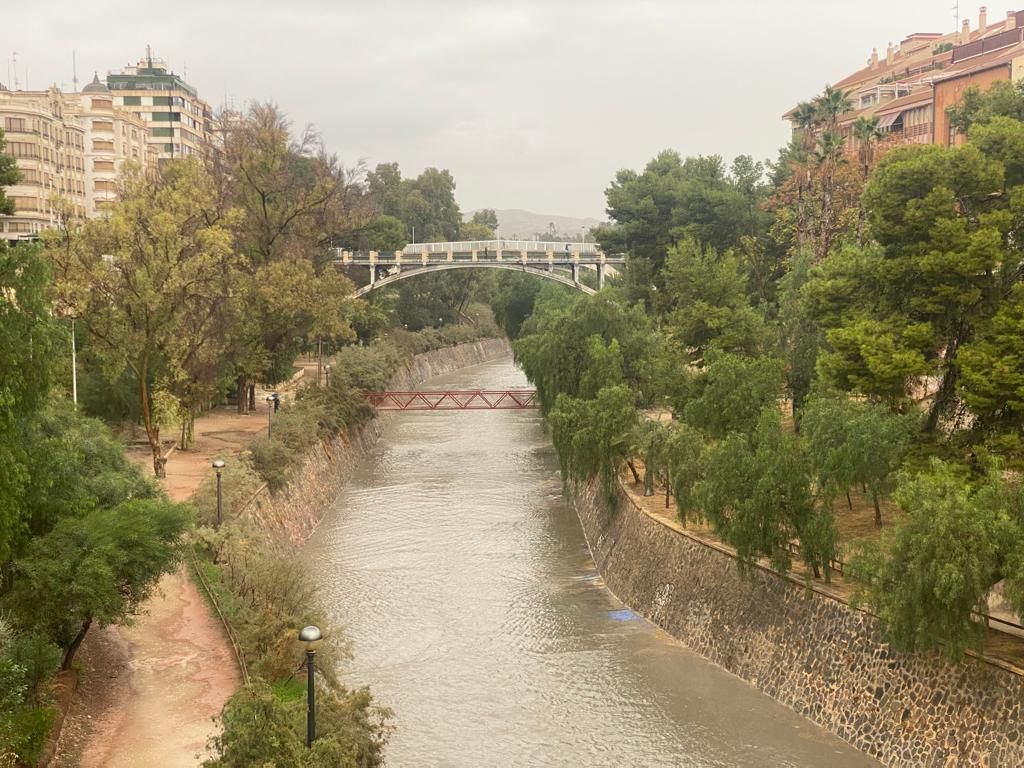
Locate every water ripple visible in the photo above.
<box><xmin>304</xmin><ymin>359</ymin><xmax>876</xmax><ymax>768</ymax></box>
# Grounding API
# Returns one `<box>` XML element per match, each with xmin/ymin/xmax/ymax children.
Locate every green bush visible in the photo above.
<box><xmin>204</xmin><ymin>680</ymin><xmax>388</xmax><ymax>768</ymax></box>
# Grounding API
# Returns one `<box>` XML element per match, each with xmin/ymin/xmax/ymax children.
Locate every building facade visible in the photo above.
<box><xmin>0</xmin><ymin>85</ymin><xmax>87</xmax><ymax>243</ymax></box>
<box><xmin>64</xmin><ymin>74</ymin><xmax>157</xmax><ymax>217</ymax></box>
<box><xmin>786</xmin><ymin>7</ymin><xmax>1024</xmax><ymax>149</ymax></box>
<box><xmin>106</xmin><ymin>52</ymin><xmax>212</xmax><ymax>161</ymax></box>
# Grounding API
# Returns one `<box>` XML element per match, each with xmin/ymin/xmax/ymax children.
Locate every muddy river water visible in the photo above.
<box><xmin>305</xmin><ymin>358</ymin><xmax>876</xmax><ymax>767</ymax></box>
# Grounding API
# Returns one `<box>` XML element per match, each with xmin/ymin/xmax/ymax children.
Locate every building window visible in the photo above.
<box><xmin>150</xmin><ymin>112</ymin><xmax>182</xmax><ymax>122</ymax></box>
<box><xmin>7</xmin><ymin>142</ymin><xmax>37</xmax><ymax>158</ymax></box>
<box><xmin>3</xmin><ymin>117</ymin><xmax>26</xmax><ymax>133</ymax></box>
<box><xmin>91</xmin><ymin>99</ymin><xmax>113</xmax><ymax>111</ymax></box>
<box><xmin>92</xmin><ymin>120</ymin><xmax>114</xmax><ymax>132</ymax></box>
<box><xmin>152</xmin><ymin>96</ymin><xmax>172</xmax><ymax>106</ymax></box>
<box><xmin>94</xmin><ymin>160</ymin><xmax>115</xmax><ymax>172</ymax></box>
<box><xmin>93</xmin><ymin>140</ymin><xmax>114</xmax><ymax>152</ymax></box>
<box><xmin>94</xmin><ymin>179</ymin><xmax>117</xmax><ymax>192</ymax></box>
<box><xmin>121</xmin><ymin>95</ymin><xmax>142</xmax><ymax>106</ymax></box>
<box><xmin>151</xmin><ymin>127</ymin><xmax>174</xmax><ymax>137</ymax></box>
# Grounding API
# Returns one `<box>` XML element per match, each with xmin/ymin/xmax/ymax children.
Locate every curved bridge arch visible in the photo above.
<box><xmin>352</xmin><ymin>262</ymin><xmax>596</xmax><ymax>298</ymax></box>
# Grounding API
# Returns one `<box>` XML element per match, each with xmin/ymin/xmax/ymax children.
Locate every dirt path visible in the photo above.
<box><xmin>53</xmin><ymin>391</ymin><xmax>294</xmax><ymax>767</ymax></box>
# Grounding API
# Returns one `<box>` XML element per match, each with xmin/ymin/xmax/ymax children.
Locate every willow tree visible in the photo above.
<box><xmin>48</xmin><ymin>159</ymin><xmax>240</xmax><ymax>476</ymax></box>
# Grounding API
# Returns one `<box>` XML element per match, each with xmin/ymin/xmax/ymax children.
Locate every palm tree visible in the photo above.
<box><xmin>813</xmin><ymin>85</ymin><xmax>854</xmax><ymax>130</ymax></box>
<box><xmin>852</xmin><ymin>115</ymin><xmax>883</xmax><ymax>178</ymax></box>
<box><xmin>792</xmin><ymin>101</ymin><xmax>820</xmax><ymax>153</ymax></box>
<box><xmin>814</xmin><ymin>130</ymin><xmax>849</xmax><ymax>261</ymax></box>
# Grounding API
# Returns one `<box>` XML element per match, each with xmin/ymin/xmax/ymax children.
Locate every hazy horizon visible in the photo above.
<box><xmin>7</xmin><ymin>1</ymin><xmax>986</xmax><ymax>218</ymax></box>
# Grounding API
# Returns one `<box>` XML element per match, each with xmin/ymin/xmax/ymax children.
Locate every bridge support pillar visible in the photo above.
<box><xmin>571</xmin><ymin>263</ymin><xmax>579</xmax><ymax>284</ymax></box>
<box><xmin>597</xmin><ymin>263</ymin><xmax>604</xmax><ymax>290</ymax></box>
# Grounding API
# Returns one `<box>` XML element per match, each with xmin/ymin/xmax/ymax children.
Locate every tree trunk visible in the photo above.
<box><xmin>665</xmin><ymin>481</ymin><xmax>671</xmax><ymax>508</ymax></box>
<box><xmin>140</xmin><ymin>374</ymin><xmax>166</xmax><ymax>478</ymax></box>
<box><xmin>872</xmin><ymin>490</ymin><xmax>883</xmax><ymax>528</ymax></box>
<box><xmin>179</xmin><ymin>421</ymin><xmax>187</xmax><ymax>451</ymax></box>
<box><xmin>926</xmin><ymin>340</ymin><xmax>961</xmax><ymax>433</ymax></box>
<box><xmin>63</xmin><ymin>616</ymin><xmax>92</xmax><ymax>669</ymax></box>
<box><xmin>248</xmin><ymin>384</ymin><xmax>256</xmax><ymax>412</ymax></box>
<box><xmin>236</xmin><ymin>375</ymin><xmax>248</xmax><ymax>415</ymax></box>
<box><xmin>846</xmin><ymin>489</ymin><xmax>853</xmax><ymax>510</ymax></box>
<box><xmin>626</xmin><ymin>459</ymin><xmax>641</xmax><ymax>484</ymax></box>
<box><xmin>643</xmin><ymin>466</ymin><xmax>654</xmax><ymax>497</ymax></box>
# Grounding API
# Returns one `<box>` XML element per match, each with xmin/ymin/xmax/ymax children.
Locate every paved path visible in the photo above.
<box><xmin>53</xmin><ymin>393</ymin><xmax>291</xmax><ymax>767</ymax></box>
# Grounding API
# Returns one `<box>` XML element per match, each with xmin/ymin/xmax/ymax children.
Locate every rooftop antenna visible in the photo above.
<box><xmin>72</xmin><ymin>50</ymin><xmax>78</xmax><ymax>92</ymax></box>
<box><xmin>952</xmin><ymin>0</ymin><xmax>960</xmax><ymax>30</ymax></box>
<box><xmin>12</xmin><ymin>51</ymin><xmax>18</xmax><ymax>90</ymax></box>
<box><xmin>146</xmin><ymin>44</ymin><xmax>152</xmax><ymax>68</ymax></box>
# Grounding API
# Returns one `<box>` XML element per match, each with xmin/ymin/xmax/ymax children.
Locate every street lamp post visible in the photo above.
<box><xmin>71</xmin><ymin>317</ymin><xmax>78</xmax><ymax>406</ymax></box>
<box><xmin>266</xmin><ymin>395</ymin><xmax>274</xmax><ymax>437</ymax></box>
<box><xmin>324</xmin><ymin>364</ymin><xmax>331</xmax><ymax>387</ymax></box>
<box><xmin>212</xmin><ymin>459</ymin><xmax>225</xmax><ymax>527</ymax></box>
<box><xmin>298</xmin><ymin>625</ymin><xmax>323</xmax><ymax>748</ymax></box>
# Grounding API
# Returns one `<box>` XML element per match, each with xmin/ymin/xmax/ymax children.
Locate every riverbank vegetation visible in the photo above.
<box><xmin>0</xmin><ymin>103</ymin><xmax>504</xmax><ymax>763</ymax></box>
<box><xmin>516</xmin><ymin>83</ymin><xmax>1024</xmax><ymax>661</ymax></box>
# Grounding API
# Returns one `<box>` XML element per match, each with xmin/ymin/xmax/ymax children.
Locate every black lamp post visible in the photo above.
<box><xmin>298</xmin><ymin>625</ymin><xmax>322</xmax><ymax>748</ymax></box>
<box><xmin>324</xmin><ymin>364</ymin><xmax>331</xmax><ymax>387</ymax></box>
<box><xmin>212</xmin><ymin>459</ymin><xmax>225</xmax><ymax>527</ymax></box>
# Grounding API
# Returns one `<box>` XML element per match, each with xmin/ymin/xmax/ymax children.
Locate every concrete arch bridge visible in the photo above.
<box><xmin>333</xmin><ymin>240</ymin><xmax>624</xmax><ymax>298</ymax></box>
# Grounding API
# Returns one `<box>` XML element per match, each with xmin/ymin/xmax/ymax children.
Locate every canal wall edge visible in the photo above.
<box><xmin>247</xmin><ymin>337</ymin><xmax>513</xmax><ymax>543</ymax></box>
<box><xmin>570</xmin><ymin>478</ymin><xmax>1024</xmax><ymax>768</ymax></box>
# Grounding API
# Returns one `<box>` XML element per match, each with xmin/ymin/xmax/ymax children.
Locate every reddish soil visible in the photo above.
<box><xmin>53</xmin><ymin>382</ymin><xmax>300</xmax><ymax>767</ymax></box>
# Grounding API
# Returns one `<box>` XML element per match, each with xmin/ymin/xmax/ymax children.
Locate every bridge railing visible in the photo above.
<box><xmin>400</xmin><ymin>240</ymin><xmax>602</xmax><ymax>256</ymax></box>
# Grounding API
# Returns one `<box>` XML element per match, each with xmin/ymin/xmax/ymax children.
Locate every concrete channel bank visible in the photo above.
<box><xmin>570</xmin><ymin>479</ymin><xmax>1024</xmax><ymax>767</ymax></box>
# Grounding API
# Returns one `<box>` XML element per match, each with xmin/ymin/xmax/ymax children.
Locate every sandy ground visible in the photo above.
<box><xmin>53</xmin><ymin>389</ymin><xmax>294</xmax><ymax>767</ymax></box>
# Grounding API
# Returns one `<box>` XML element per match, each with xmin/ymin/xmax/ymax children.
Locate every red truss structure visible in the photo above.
<box><xmin>365</xmin><ymin>390</ymin><xmax>537</xmax><ymax>411</ymax></box>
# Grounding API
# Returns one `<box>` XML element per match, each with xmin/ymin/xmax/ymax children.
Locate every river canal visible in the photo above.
<box><xmin>305</xmin><ymin>358</ymin><xmax>876</xmax><ymax>767</ymax></box>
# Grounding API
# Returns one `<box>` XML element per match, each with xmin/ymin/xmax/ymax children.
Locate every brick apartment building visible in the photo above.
<box><xmin>787</xmin><ymin>6</ymin><xmax>1024</xmax><ymax>147</ymax></box>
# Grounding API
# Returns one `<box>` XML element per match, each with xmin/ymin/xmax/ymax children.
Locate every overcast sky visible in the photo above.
<box><xmin>8</xmin><ymin>1</ymin><xmax>980</xmax><ymax>218</ymax></box>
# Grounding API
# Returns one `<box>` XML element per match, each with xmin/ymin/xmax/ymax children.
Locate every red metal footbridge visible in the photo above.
<box><xmin>366</xmin><ymin>389</ymin><xmax>537</xmax><ymax>411</ymax></box>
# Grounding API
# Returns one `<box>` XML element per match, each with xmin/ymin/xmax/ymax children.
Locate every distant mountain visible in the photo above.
<box><xmin>466</xmin><ymin>209</ymin><xmax>605</xmax><ymax>240</ymax></box>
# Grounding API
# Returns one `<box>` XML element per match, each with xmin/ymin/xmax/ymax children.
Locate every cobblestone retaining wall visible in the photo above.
<box><xmin>249</xmin><ymin>338</ymin><xmax>512</xmax><ymax>543</ymax></box>
<box><xmin>571</xmin><ymin>480</ymin><xmax>1024</xmax><ymax>767</ymax></box>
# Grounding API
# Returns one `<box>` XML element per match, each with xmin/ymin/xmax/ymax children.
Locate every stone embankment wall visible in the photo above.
<box><xmin>247</xmin><ymin>338</ymin><xmax>512</xmax><ymax>544</ymax></box>
<box><xmin>571</xmin><ymin>480</ymin><xmax>1024</xmax><ymax>768</ymax></box>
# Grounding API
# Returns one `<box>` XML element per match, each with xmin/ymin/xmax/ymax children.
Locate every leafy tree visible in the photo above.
<box><xmin>776</xmin><ymin>250</ymin><xmax>821</xmax><ymax>420</ymax></box>
<box><xmin>947</xmin><ymin>80</ymin><xmax>1024</xmax><ymax>137</ymax></box>
<box><xmin>697</xmin><ymin>409</ymin><xmax>836</xmax><ymax>577</ymax></box>
<box><xmin>549</xmin><ymin>386</ymin><xmax>638</xmax><ymax>505</ymax></box>
<box><xmin>0</xmin><ymin>128</ymin><xmax>20</xmax><ymax>215</ymax></box>
<box><xmin>458</xmin><ymin>220</ymin><xmax>494</xmax><ymax>241</ymax></box>
<box><xmin>658</xmin><ymin>239</ymin><xmax>767</xmax><ymax>361</ymax></box>
<box><xmin>221</xmin><ymin>104</ymin><xmax>365</xmax><ymax>413</ymax></box>
<box><xmin>681</xmin><ymin>350</ymin><xmax>784</xmax><ymax>438</ymax></box>
<box><xmin>664</xmin><ymin>421</ymin><xmax>703</xmax><ymax>516</ymax></box>
<box><xmin>470</xmin><ymin>208</ymin><xmax>499</xmax><ymax>229</ymax></box>
<box><xmin>3</xmin><ymin>498</ymin><xmax>188</xmax><ymax>668</ymax></box>
<box><xmin>593</xmin><ymin>150</ymin><xmax>764</xmax><ymax>287</ymax></box>
<box><xmin>352</xmin><ymin>215</ymin><xmax>407</xmax><ymax>252</ymax></box>
<box><xmin>850</xmin><ymin>460</ymin><xmax>1024</xmax><ymax>658</ymax></box>
<box><xmin>801</xmin><ymin>395</ymin><xmax>917</xmax><ymax>525</ymax></box>
<box><xmin>959</xmin><ymin>284</ymin><xmax>1024</xmax><ymax>448</ymax></box>
<box><xmin>826</xmin><ymin>136</ymin><xmax>1024</xmax><ymax>431</ymax></box>
<box><xmin>515</xmin><ymin>289</ymin><xmax>654</xmax><ymax>414</ymax></box>
<box><xmin>0</xmin><ymin>245</ymin><xmax>61</xmax><ymax>562</ymax></box>
<box><xmin>47</xmin><ymin>159</ymin><xmax>238</xmax><ymax>476</ymax></box>
<box><xmin>490</xmin><ymin>272</ymin><xmax>545</xmax><ymax>338</ymax></box>
<box><xmin>578</xmin><ymin>336</ymin><xmax>625</xmax><ymax>400</ymax></box>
